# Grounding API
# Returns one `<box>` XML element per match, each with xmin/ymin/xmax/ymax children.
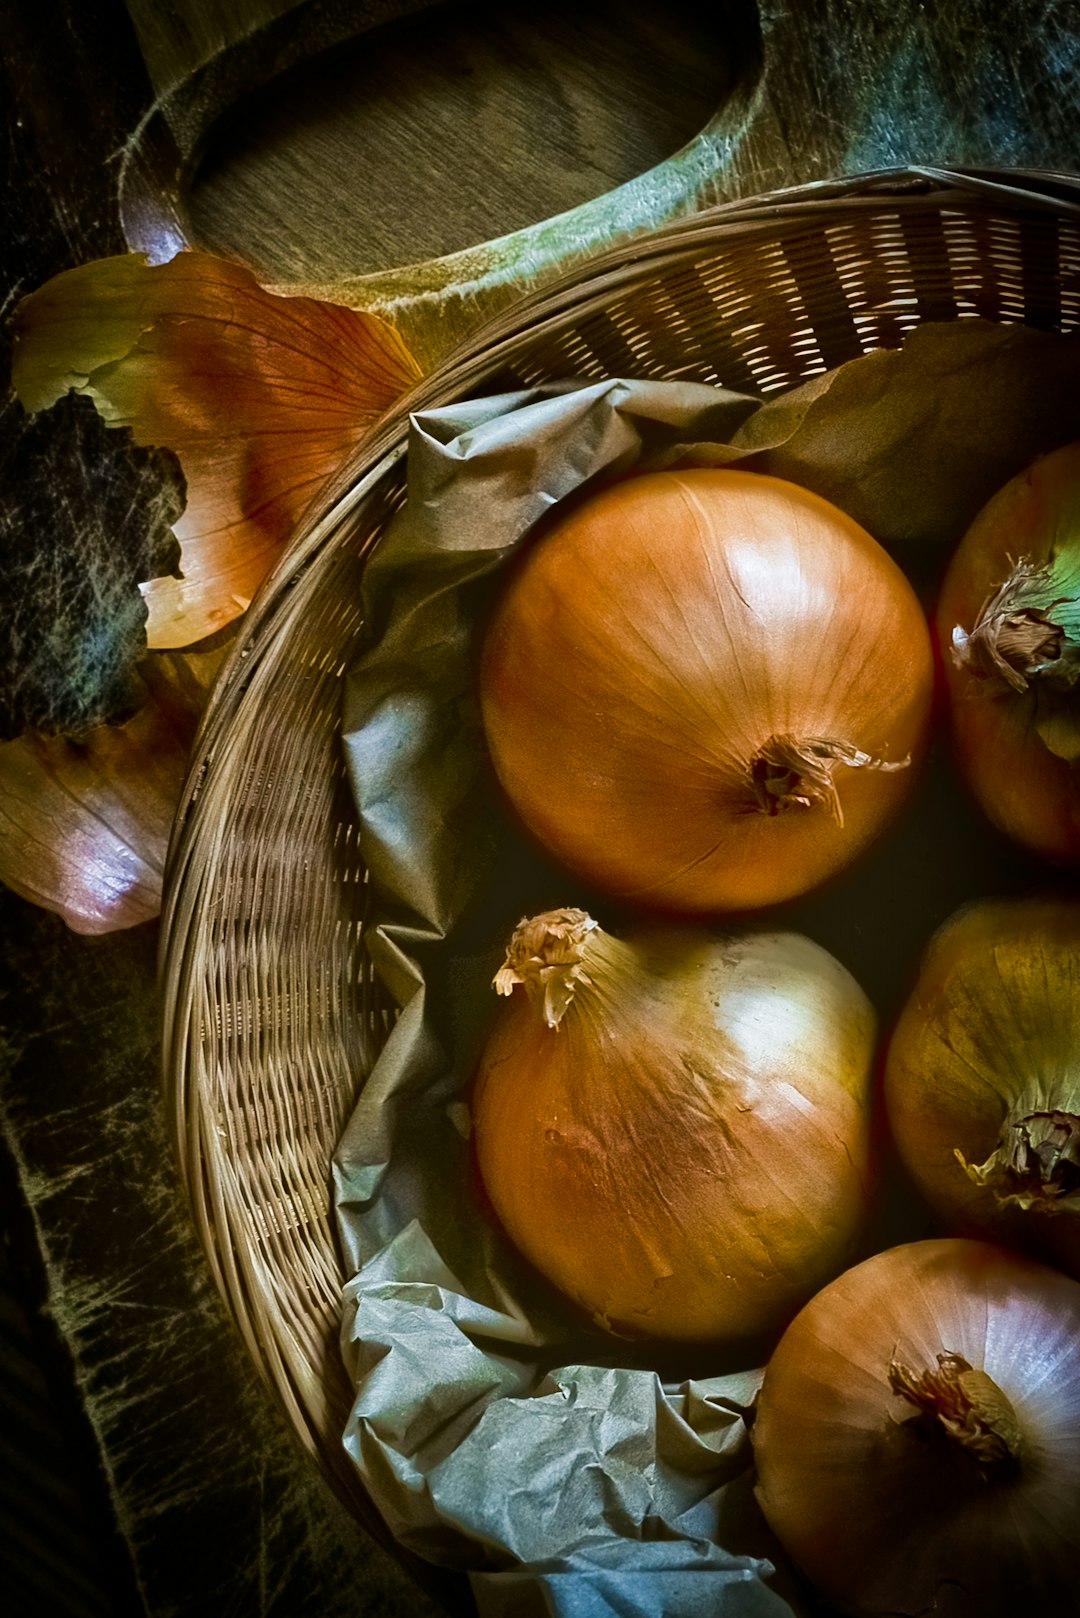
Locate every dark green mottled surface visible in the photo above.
<box><xmin>1</xmin><ymin>2</ymin><xmax>1079</xmax><ymax>1615</ymax></box>
<box><xmin>1</xmin><ymin>0</ymin><xmax>185</xmax><ymax>740</ymax></box>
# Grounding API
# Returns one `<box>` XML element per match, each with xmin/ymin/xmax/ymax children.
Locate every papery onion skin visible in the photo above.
<box><xmin>471</xmin><ymin>909</ymin><xmax>876</xmax><ymax>1344</ymax></box>
<box><xmin>479</xmin><ymin>469</ymin><xmax>934</xmax><ymax>912</ymax></box>
<box><xmin>883</xmin><ymin>896</ymin><xmax>1080</xmax><ymax>1280</ymax></box>
<box><xmin>753</xmin><ymin>1238</ymin><xmax>1080</xmax><ymax>1618</ymax></box>
<box><xmin>936</xmin><ymin>439</ymin><xmax>1080</xmax><ymax>863</ymax></box>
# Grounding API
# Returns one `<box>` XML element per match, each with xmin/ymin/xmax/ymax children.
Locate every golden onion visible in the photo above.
<box><xmin>937</xmin><ymin>438</ymin><xmax>1080</xmax><ymax>863</ymax></box>
<box><xmin>754</xmin><ymin>1237</ymin><xmax>1080</xmax><ymax>1617</ymax></box>
<box><xmin>471</xmin><ymin>908</ymin><xmax>876</xmax><ymax>1344</ymax></box>
<box><xmin>884</xmin><ymin>895</ymin><xmax>1080</xmax><ymax>1279</ymax></box>
<box><xmin>479</xmin><ymin>468</ymin><xmax>934</xmax><ymax>912</ymax></box>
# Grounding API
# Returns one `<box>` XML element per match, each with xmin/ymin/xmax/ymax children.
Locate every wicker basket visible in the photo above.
<box><xmin>159</xmin><ymin>165</ymin><xmax>1080</xmax><ymax>1600</ymax></box>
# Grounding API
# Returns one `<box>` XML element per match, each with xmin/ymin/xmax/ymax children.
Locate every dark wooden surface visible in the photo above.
<box><xmin>1</xmin><ymin>2</ymin><xmax>1079</xmax><ymax>1615</ymax></box>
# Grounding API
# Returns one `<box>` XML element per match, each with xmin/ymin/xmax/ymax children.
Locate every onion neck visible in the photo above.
<box><xmin>951</xmin><ymin>556</ymin><xmax>1080</xmax><ymax>763</ymax></box>
<box><xmin>889</xmin><ymin>1351</ymin><xmax>1022</xmax><ymax>1472</ymax></box>
<box><xmin>958</xmin><ymin>559</ymin><xmax>1075</xmax><ymax>686</ymax></box>
<box><xmin>952</xmin><ymin>559</ymin><xmax>1069</xmax><ymax>690</ymax></box>
<box><xmin>957</xmin><ymin>1108</ymin><xmax>1080</xmax><ymax>1214</ymax></box>
<box><xmin>749</xmin><ymin>733</ymin><xmax>909</xmax><ymax>827</ymax></box>
<box><xmin>494</xmin><ymin>907</ymin><xmax>602</xmax><ymax>1029</ymax></box>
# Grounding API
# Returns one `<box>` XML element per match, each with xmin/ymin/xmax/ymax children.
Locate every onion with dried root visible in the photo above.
<box><xmin>937</xmin><ymin>437</ymin><xmax>1080</xmax><ymax>862</ymax></box>
<box><xmin>471</xmin><ymin>908</ymin><xmax>877</xmax><ymax>1345</ymax></box>
<box><xmin>479</xmin><ymin>469</ymin><xmax>934</xmax><ymax>912</ymax></box>
<box><xmin>753</xmin><ymin>1238</ymin><xmax>1080</xmax><ymax>1617</ymax></box>
<box><xmin>884</xmin><ymin>895</ymin><xmax>1080</xmax><ymax>1279</ymax></box>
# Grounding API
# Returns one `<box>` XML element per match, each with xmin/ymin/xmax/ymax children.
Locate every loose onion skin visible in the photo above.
<box><xmin>471</xmin><ymin>909</ymin><xmax>876</xmax><ymax>1344</ymax></box>
<box><xmin>936</xmin><ymin>439</ymin><xmax>1080</xmax><ymax>863</ymax></box>
<box><xmin>753</xmin><ymin>1238</ymin><xmax>1080</xmax><ymax>1618</ymax></box>
<box><xmin>479</xmin><ymin>469</ymin><xmax>934</xmax><ymax>912</ymax></box>
<box><xmin>883</xmin><ymin>896</ymin><xmax>1080</xmax><ymax>1279</ymax></box>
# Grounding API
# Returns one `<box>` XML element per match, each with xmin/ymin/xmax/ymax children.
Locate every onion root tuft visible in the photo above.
<box><xmin>749</xmin><ymin>734</ymin><xmax>910</xmax><ymax>827</ymax></box>
<box><xmin>957</xmin><ymin>1108</ymin><xmax>1080</xmax><ymax>1214</ymax></box>
<box><xmin>888</xmin><ymin>1350</ymin><xmax>1022</xmax><ymax>1472</ymax></box>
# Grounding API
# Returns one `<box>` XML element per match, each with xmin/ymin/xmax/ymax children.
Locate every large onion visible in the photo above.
<box><xmin>883</xmin><ymin>895</ymin><xmax>1080</xmax><ymax>1279</ymax></box>
<box><xmin>936</xmin><ymin>438</ymin><xmax>1080</xmax><ymax>862</ymax></box>
<box><xmin>470</xmin><ymin>908</ymin><xmax>876</xmax><ymax>1344</ymax></box>
<box><xmin>479</xmin><ymin>468</ymin><xmax>934</xmax><ymax>912</ymax></box>
<box><xmin>753</xmin><ymin>1237</ymin><xmax>1080</xmax><ymax>1617</ymax></box>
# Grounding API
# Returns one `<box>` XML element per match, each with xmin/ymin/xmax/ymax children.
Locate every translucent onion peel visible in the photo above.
<box><xmin>472</xmin><ymin>908</ymin><xmax>876</xmax><ymax>1344</ymax></box>
<box><xmin>753</xmin><ymin>1238</ymin><xmax>1080</xmax><ymax>1617</ymax></box>
<box><xmin>11</xmin><ymin>251</ymin><xmax>421</xmax><ymax>649</ymax></box>
<box><xmin>883</xmin><ymin>896</ymin><xmax>1080</xmax><ymax>1281</ymax></box>
<box><xmin>0</xmin><ymin>646</ymin><xmax>226</xmax><ymax>933</ymax></box>
<box><xmin>479</xmin><ymin>468</ymin><xmax>933</xmax><ymax>912</ymax></box>
<box><xmin>937</xmin><ymin>437</ymin><xmax>1080</xmax><ymax>861</ymax></box>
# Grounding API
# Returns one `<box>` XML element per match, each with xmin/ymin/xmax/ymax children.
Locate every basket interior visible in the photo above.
<box><xmin>159</xmin><ymin>167</ymin><xmax>1080</xmax><ymax>1580</ymax></box>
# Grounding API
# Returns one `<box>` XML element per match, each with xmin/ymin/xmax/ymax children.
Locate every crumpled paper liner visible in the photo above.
<box><xmin>335</xmin><ymin>324</ymin><xmax>1080</xmax><ymax>1617</ymax></box>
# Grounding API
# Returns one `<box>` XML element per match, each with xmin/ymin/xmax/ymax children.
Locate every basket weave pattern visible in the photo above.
<box><xmin>160</xmin><ymin>167</ymin><xmax>1080</xmax><ymax>1553</ymax></box>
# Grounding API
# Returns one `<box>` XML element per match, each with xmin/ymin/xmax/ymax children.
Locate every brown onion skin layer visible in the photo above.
<box><xmin>936</xmin><ymin>442</ymin><xmax>1080</xmax><ymax>863</ymax></box>
<box><xmin>937</xmin><ymin>670</ymin><xmax>1080</xmax><ymax>861</ymax></box>
<box><xmin>753</xmin><ymin>1238</ymin><xmax>1080</xmax><ymax>1618</ymax></box>
<box><xmin>480</xmin><ymin>468</ymin><xmax>934</xmax><ymax>912</ymax></box>
<box><xmin>883</xmin><ymin>896</ymin><xmax>1080</xmax><ymax>1280</ymax></box>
